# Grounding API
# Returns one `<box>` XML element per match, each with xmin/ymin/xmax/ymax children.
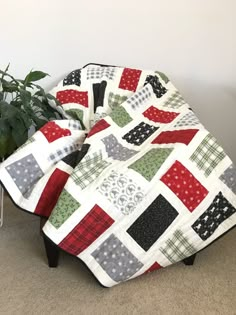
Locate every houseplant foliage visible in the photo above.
<box><xmin>0</xmin><ymin>64</ymin><xmax>62</xmax><ymax>159</ymax></box>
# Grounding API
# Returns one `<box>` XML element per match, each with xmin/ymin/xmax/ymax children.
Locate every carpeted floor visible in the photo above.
<box><xmin>0</xmin><ymin>196</ymin><xmax>235</xmax><ymax>315</ymax></box>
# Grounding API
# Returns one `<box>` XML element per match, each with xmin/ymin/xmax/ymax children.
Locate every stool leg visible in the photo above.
<box><xmin>183</xmin><ymin>253</ymin><xmax>196</xmax><ymax>266</ymax></box>
<box><xmin>43</xmin><ymin>233</ymin><xmax>60</xmax><ymax>268</ymax></box>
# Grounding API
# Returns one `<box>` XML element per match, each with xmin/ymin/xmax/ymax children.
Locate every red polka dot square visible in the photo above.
<box><xmin>143</xmin><ymin>106</ymin><xmax>179</xmax><ymax>123</ymax></box>
<box><xmin>40</xmin><ymin>121</ymin><xmax>71</xmax><ymax>143</ymax></box>
<box><xmin>56</xmin><ymin>89</ymin><xmax>88</xmax><ymax>107</ymax></box>
<box><xmin>118</xmin><ymin>68</ymin><xmax>142</xmax><ymax>92</ymax></box>
<box><xmin>87</xmin><ymin>119</ymin><xmax>110</xmax><ymax>138</ymax></box>
<box><xmin>152</xmin><ymin>129</ymin><xmax>199</xmax><ymax>145</ymax></box>
<box><xmin>161</xmin><ymin>161</ymin><xmax>208</xmax><ymax>212</ymax></box>
<box><xmin>144</xmin><ymin>262</ymin><xmax>162</xmax><ymax>274</ymax></box>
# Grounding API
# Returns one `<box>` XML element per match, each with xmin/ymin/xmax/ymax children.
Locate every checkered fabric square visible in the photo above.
<box><xmin>160</xmin><ymin>230</ymin><xmax>197</xmax><ymax>263</ymax></box>
<box><xmin>108</xmin><ymin>92</ymin><xmax>128</xmax><ymax>109</ymax></box>
<box><xmin>126</xmin><ymin>85</ymin><xmax>152</xmax><ymax>110</ymax></box>
<box><xmin>163</xmin><ymin>91</ymin><xmax>186</xmax><ymax>109</ymax></box>
<box><xmin>71</xmin><ymin>151</ymin><xmax>110</xmax><ymax>189</ymax></box>
<box><xmin>59</xmin><ymin>205</ymin><xmax>114</xmax><ymax>256</ymax></box>
<box><xmin>49</xmin><ymin>143</ymin><xmax>80</xmax><ymax>163</ymax></box>
<box><xmin>86</xmin><ymin>66</ymin><xmax>116</xmax><ymax>80</ymax></box>
<box><xmin>190</xmin><ymin>134</ymin><xmax>226</xmax><ymax>176</ymax></box>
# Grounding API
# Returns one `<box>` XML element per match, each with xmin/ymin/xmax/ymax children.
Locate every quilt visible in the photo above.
<box><xmin>0</xmin><ymin>64</ymin><xmax>236</xmax><ymax>287</ymax></box>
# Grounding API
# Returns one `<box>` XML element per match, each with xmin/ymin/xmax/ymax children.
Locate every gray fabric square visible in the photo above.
<box><xmin>6</xmin><ymin>154</ymin><xmax>44</xmax><ymax>198</ymax></box>
<box><xmin>220</xmin><ymin>164</ymin><xmax>236</xmax><ymax>194</ymax></box>
<box><xmin>92</xmin><ymin>234</ymin><xmax>143</xmax><ymax>282</ymax></box>
<box><xmin>174</xmin><ymin>111</ymin><xmax>200</xmax><ymax>127</ymax></box>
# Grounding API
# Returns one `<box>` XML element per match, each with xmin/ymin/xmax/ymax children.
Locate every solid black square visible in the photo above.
<box><xmin>127</xmin><ymin>194</ymin><xmax>178</xmax><ymax>251</ymax></box>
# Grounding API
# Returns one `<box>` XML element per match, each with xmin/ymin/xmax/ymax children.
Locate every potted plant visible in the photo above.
<box><xmin>0</xmin><ymin>64</ymin><xmax>62</xmax><ymax>160</ymax></box>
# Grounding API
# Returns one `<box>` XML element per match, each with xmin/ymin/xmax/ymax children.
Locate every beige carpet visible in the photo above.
<box><xmin>0</xmin><ymin>196</ymin><xmax>235</xmax><ymax>315</ymax></box>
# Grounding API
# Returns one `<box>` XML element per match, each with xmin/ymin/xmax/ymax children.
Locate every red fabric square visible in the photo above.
<box><xmin>59</xmin><ymin>205</ymin><xmax>114</xmax><ymax>256</ymax></box>
<box><xmin>152</xmin><ymin>129</ymin><xmax>199</xmax><ymax>145</ymax></box>
<box><xmin>34</xmin><ymin>168</ymin><xmax>69</xmax><ymax>217</ymax></box>
<box><xmin>144</xmin><ymin>262</ymin><xmax>162</xmax><ymax>274</ymax></box>
<box><xmin>118</xmin><ymin>68</ymin><xmax>142</xmax><ymax>92</ymax></box>
<box><xmin>161</xmin><ymin>161</ymin><xmax>208</xmax><ymax>212</ymax></box>
<box><xmin>87</xmin><ymin>119</ymin><xmax>110</xmax><ymax>138</ymax></box>
<box><xmin>143</xmin><ymin>106</ymin><xmax>179</xmax><ymax>123</ymax></box>
<box><xmin>56</xmin><ymin>90</ymin><xmax>88</xmax><ymax>107</ymax></box>
<box><xmin>40</xmin><ymin>121</ymin><xmax>71</xmax><ymax>143</ymax></box>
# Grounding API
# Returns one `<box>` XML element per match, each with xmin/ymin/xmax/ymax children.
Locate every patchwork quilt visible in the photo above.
<box><xmin>0</xmin><ymin>64</ymin><xmax>236</xmax><ymax>287</ymax></box>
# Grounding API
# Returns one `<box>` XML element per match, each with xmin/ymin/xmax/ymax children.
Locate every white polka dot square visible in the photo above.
<box><xmin>91</xmin><ymin>234</ymin><xmax>143</xmax><ymax>282</ymax></box>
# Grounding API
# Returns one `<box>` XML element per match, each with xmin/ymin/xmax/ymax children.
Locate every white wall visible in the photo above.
<box><xmin>1</xmin><ymin>0</ymin><xmax>235</xmax><ymax>161</ymax></box>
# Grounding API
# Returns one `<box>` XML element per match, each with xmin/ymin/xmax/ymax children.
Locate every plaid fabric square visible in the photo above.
<box><xmin>108</xmin><ymin>92</ymin><xmax>128</xmax><ymax>109</ymax></box>
<box><xmin>40</xmin><ymin>121</ymin><xmax>71</xmax><ymax>143</ymax></box>
<box><xmin>192</xmin><ymin>192</ymin><xmax>236</xmax><ymax>241</ymax></box>
<box><xmin>163</xmin><ymin>91</ymin><xmax>186</xmax><ymax>109</ymax></box>
<box><xmin>68</xmin><ymin>120</ymin><xmax>82</xmax><ymax>130</ymax></box>
<box><xmin>56</xmin><ymin>90</ymin><xmax>88</xmax><ymax>107</ymax></box>
<box><xmin>109</xmin><ymin>106</ymin><xmax>133</xmax><ymax>127</ymax></box>
<box><xmin>143</xmin><ymin>106</ymin><xmax>179</xmax><ymax>123</ymax></box>
<box><xmin>174</xmin><ymin>111</ymin><xmax>200</xmax><ymax>127</ymax></box>
<box><xmin>190</xmin><ymin>134</ymin><xmax>226</xmax><ymax>176</ymax></box>
<box><xmin>91</xmin><ymin>234</ymin><xmax>143</xmax><ymax>282</ymax></box>
<box><xmin>48</xmin><ymin>189</ymin><xmax>80</xmax><ymax>228</ymax></box>
<box><xmin>65</xmin><ymin>109</ymin><xmax>84</xmax><ymax>126</ymax></box>
<box><xmin>6</xmin><ymin>154</ymin><xmax>44</xmax><ymax>199</ymax></box>
<box><xmin>161</xmin><ymin>161</ymin><xmax>208</xmax><ymax>212</ymax></box>
<box><xmin>35</xmin><ymin>169</ymin><xmax>70</xmax><ymax>217</ymax></box>
<box><xmin>71</xmin><ymin>151</ymin><xmax>110</xmax><ymax>189</ymax></box>
<box><xmin>220</xmin><ymin>164</ymin><xmax>236</xmax><ymax>194</ymax></box>
<box><xmin>160</xmin><ymin>230</ymin><xmax>197</xmax><ymax>263</ymax></box>
<box><xmin>59</xmin><ymin>205</ymin><xmax>114</xmax><ymax>256</ymax></box>
<box><xmin>122</xmin><ymin>122</ymin><xmax>158</xmax><ymax>146</ymax></box>
<box><xmin>87</xmin><ymin>119</ymin><xmax>110</xmax><ymax>138</ymax></box>
<box><xmin>118</xmin><ymin>68</ymin><xmax>142</xmax><ymax>92</ymax></box>
<box><xmin>126</xmin><ymin>85</ymin><xmax>152</xmax><ymax>110</ymax></box>
<box><xmin>127</xmin><ymin>194</ymin><xmax>178</xmax><ymax>251</ymax></box>
<box><xmin>128</xmin><ymin>148</ymin><xmax>173</xmax><ymax>181</ymax></box>
<box><xmin>63</xmin><ymin>69</ymin><xmax>81</xmax><ymax>86</ymax></box>
<box><xmin>49</xmin><ymin>143</ymin><xmax>80</xmax><ymax>163</ymax></box>
<box><xmin>87</xmin><ymin>66</ymin><xmax>116</xmax><ymax>80</ymax></box>
<box><xmin>151</xmin><ymin>129</ymin><xmax>198</xmax><ymax>145</ymax></box>
<box><xmin>144</xmin><ymin>75</ymin><xmax>167</xmax><ymax>98</ymax></box>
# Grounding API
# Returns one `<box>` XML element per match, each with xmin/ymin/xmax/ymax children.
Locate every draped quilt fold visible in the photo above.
<box><xmin>1</xmin><ymin>64</ymin><xmax>236</xmax><ymax>287</ymax></box>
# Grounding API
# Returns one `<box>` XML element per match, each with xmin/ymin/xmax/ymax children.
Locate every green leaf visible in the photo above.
<box><xmin>2</xmin><ymin>79</ymin><xmax>19</xmax><ymax>93</ymax></box>
<box><xmin>24</xmin><ymin>70</ymin><xmax>49</xmax><ymax>85</ymax></box>
<box><xmin>0</xmin><ymin>92</ymin><xmax>4</xmax><ymax>101</ymax></box>
<box><xmin>0</xmin><ymin>118</ymin><xmax>16</xmax><ymax>158</ymax></box>
<box><xmin>19</xmin><ymin>88</ymin><xmax>31</xmax><ymax>106</ymax></box>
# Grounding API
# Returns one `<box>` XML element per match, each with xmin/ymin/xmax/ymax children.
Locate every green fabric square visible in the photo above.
<box><xmin>49</xmin><ymin>189</ymin><xmax>80</xmax><ymax>229</ymax></box>
<box><xmin>108</xmin><ymin>92</ymin><xmax>127</xmax><ymax>109</ymax></box>
<box><xmin>65</xmin><ymin>109</ymin><xmax>85</xmax><ymax>129</ymax></box>
<box><xmin>109</xmin><ymin>106</ymin><xmax>133</xmax><ymax>127</ymax></box>
<box><xmin>128</xmin><ymin>148</ymin><xmax>173</xmax><ymax>181</ymax></box>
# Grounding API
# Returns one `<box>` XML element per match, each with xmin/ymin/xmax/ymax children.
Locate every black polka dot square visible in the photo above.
<box><xmin>192</xmin><ymin>191</ymin><xmax>236</xmax><ymax>240</ymax></box>
<box><xmin>63</xmin><ymin>69</ymin><xmax>81</xmax><ymax>86</ymax></box>
<box><xmin>122</xmin><ymin>122</ymin><xmax>158</xmax><ymax>146</ymax></box>
<box><xmin>127</xmin><ymin>195</ymin><xmax>179</xmax><ymax>251</ymax></box>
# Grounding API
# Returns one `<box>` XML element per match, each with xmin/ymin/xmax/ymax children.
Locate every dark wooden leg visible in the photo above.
<box><xmin>43</xmin><ymin>233</ymin><xmax>60</xmax><ymax>268</ymax></box>
<box><xmin>182</xmin><ymin>253</ymin><xmax>196</xmax><ymax>266</ymax></box>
